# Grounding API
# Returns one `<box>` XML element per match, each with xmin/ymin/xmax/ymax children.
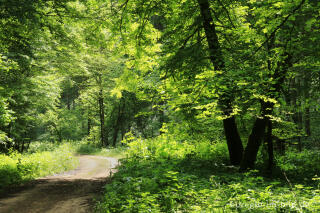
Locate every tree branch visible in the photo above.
<box><xmin>251</xmin><ymin>0</ymin><xmax>306</xmax><ymax>57</ymax></box>
<box><xmin>217</xmin><ymin>0</ymin><xmax>236</xmax><ymax>28</ymax></box>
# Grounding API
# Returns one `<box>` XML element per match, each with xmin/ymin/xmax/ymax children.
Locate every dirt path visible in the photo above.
<box><xmin>0</xmin><ymin>155</ymin><xmax>118</xmax><ymax>213</ymax></box>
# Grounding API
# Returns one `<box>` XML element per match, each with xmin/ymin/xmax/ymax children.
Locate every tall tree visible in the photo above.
<box><xmin>109</xmin><ymin>0</ymin><xmax>319</xmax><ymax>169</ymax></box>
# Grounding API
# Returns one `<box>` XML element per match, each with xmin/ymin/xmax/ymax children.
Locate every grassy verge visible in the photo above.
<box><xmin>0</xmin><ymin>143</ymin><xmax>78</xmax><ymax>193</ymax></box>
<box><xmin>96</xmin><ymin>135</ymin><xmax>320</xmax><ymax>212</ymax></box>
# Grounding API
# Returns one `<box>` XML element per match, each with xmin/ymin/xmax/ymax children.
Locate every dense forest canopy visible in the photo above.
<box><xmin>0</xmin><ymin>0</ymin><xmax>319</xmax><ymax>171</ymax></box>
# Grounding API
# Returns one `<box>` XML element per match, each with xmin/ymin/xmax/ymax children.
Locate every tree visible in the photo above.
<box><xmin>109</xmin><ymin>0</ymin><xmax>319</xmax><ymax>170</ymax></box>
<box><xmin>0</xmin><ymin>0</ymin><xmax>82</xmax><ymax>149</ymax></box>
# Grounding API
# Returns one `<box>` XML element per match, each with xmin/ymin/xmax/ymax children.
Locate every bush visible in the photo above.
<box><xmin>124</xmin><ymin>134</ymin><xmax>228</xmax><ymax>164</ymax></box>
<box><xmin>96</xmin><ymin>134</ymin><xmax>320</xmax><ymax>212</ymax></box>
<box><xmin>0</xmin><ymin>143</ymin><xmax>78</xmax><ymax>192</ymax></box>
<box><xmin>75</xmin><ymin>139</ymin><xmax>127</xmax><ymax>158</ymax></box>
<box><xmin>27</xmin><ymin>141</ymin><xmax>60</xmax><ymax>153</ymax></box>
<box><xmin>277</xmin><ymin>149</ymin><xmax>320</xmax><ymax>179</ymax></box>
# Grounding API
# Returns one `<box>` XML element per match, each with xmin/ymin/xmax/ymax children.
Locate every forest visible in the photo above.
<box><xmin>0</xmin><ymin>0</ymin><xmax>320</xmax><ymax>212</ymax></box>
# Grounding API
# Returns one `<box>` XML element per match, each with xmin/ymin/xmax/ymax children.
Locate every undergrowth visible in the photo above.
<box><xmin>96</xmin><ymin>134</ymin><xmax>320</xmax><ymax>212</ymax></box>
<box><xmin>0</xmin><ymin>143</ymin><xmax>78</xmax><ymax>193</ymax></box>
<box><xmin>76</xmin><ymin>140</ymin><xmax>127</xmax><ymax>159</ymax></box>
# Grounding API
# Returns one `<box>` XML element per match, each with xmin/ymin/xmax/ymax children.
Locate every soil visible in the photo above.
<box><xmin>0</xmin><ymin>155</ymin><xmax>118</xmax><ymax>213</ymax></box>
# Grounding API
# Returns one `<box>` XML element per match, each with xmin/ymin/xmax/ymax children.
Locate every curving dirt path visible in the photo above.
<box><xmin>0</xmin><ymin>155</ymin><xmax>118</xmax><ymax>213</ymax></box>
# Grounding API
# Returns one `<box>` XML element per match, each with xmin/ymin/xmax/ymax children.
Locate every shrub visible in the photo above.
<box><xmin>277</xmin><ymin>149</ymin><xmax>320</xmax><ymax>179</ymax></box>
<box><xmin>96</xmin><ymin>134</ymin><xmax>320</xmax><ymax>212</ymax></box>
<box><xmin>0</xmin><ymin>143</ymin><xmax>78</xmax><ymax>192</ymax></box>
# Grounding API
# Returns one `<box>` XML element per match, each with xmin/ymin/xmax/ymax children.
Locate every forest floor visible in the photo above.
<box><xmin>0</xmin><ymin>155</ymin><xmax>118</xmax><ymax>213</ymax></box>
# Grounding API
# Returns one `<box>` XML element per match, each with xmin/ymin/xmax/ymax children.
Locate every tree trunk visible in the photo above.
<box><xmin>240</xmin><ymin>118</ymin><xmax>267</xmax><ymax>170</ymax></box>
<box><xmin>266</xmin><ymin>120</ymin><xmax>274</xmax><ymax>171</ymax></box>
<box><xmin>87</xmin><ymin>108</ymin><xmax>92</xmax><ymax>136</ymax></box>
<box><xmin>197</xmin><ymin>0</ymin><xmax>243</xmax><ymax>165</ymax></box>
<box><xmin>223</xmin><ymin>116</ymin><xmax>244</xmax><ymax>165</ymax></box>
<box><xmin>305</xmin><ymin>107</ymin><xmax>311</xmax><ymax>136</ymax></box>
<box><xmin>98</xmin><ymin>89</ymin><xmax>106</xmax><ymax>146</ymax></box>
<box><xmin>275</xmin><ymin>137</ymin><xmax>286</xmax><ymax>155</ymax></box>
<box><xmin>297</xmin><ymin>111</ymin><xmax>303</xmax><ymax>152</ymax></box>
<box><xmin>20</xmin><ymin>140</ymin><xmax>25</xmax><ymax>153</ymax></box>
<box><xmin>240</xmin><ymin>41</ymin><xmax>293</xmax><ymax>169</ymax></box>
<box><xmin>292</xmin><ymin>77</ymin><xmax>303</xmax><ymax>151</ymax></box>
<box><xmin>304</xmin><ymin>70</ymin><xmax>311</xmax><ymax>136</ymax></box>
<box><xmin>240</xmin><ymin>102</ymin><xmax>273</xmax><ymax>170</ymax></box>
<box><xmin>88</xmin><ymin>117</ymin><xmax>91</xmax><ymax>135</ymax></box>
<box><xmin>112</xmin><ymin>101</ymin><xmax>122</xmax><ymax>147</ymax></box>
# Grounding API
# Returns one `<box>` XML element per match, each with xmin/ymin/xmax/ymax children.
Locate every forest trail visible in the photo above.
<box><xmin>0</xmin><ymin>155</ymin><xmax>118</xmax><ymax>213</ymax></box>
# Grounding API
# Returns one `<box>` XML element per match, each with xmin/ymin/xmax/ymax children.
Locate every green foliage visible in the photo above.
<box><xmin>96</xmin><ymin>134</ymin><xmax>320</xmax><ymax>212</ymax></box>
<box><xmin>0</xmin><ymin>0</ymin><xmax>80</xmax><ymax>144</ymax></box>
<box><xmin>26</xmin><ymin>141</ymin><xmax>66</xmax><ymax>153</ymax></box>
<box><xmin>277</xmin><ymin>149</ymin><xmax>320</xmax><ymax>180</ymax></box>
<box><xmin>76</xmin><ymin>140</ymin><xmax>101</xmax><ymax>155</ymax></box>
<box><xmin>0</xmin><ymin>143</ymin><xmax>78</xmax><ymax>192</ymax></box>
<box><xmin>106</xmin><ymin>0</ymin><xmax>320</xmax><ymax>170</ymax></box>
<box><xmin>0</xmin><ymin>1</ymin><xmax>319</xmax><ymax>211</ymax></box>
<box><xmin>75</xmin><ymin>140</ymin><xmax>127</xmax><ymax>159</ymax></box>
<box><xmin>0</xmin><ymin>97</ymin><xmax>14</xmax><ymax>152</ymax></box>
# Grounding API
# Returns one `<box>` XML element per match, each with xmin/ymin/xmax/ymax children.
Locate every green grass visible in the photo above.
<box><xmin>75</xmin><ymin>141</ymin><xmax>127</xmax><ymax>159</ymax></box>
<box><xmin>96</xmin><ymin>134</ymin><xmax>320</xmax><ymax>212</ymax></box>
<box><xmin>0</xmin><ymin>143</ymin><xmax>78</xmax><ymax>193</ymax></box>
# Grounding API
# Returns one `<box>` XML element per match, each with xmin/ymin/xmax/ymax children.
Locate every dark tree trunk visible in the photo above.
<box><xmin>240</xmin><ymin>102</ymin><xmax>273</xmax><ymax>171</ymax></box>
<box><xmin>88</xmin><ymin>117</ymin><xmax>91</xmax><ymax>135</ymax></box>
<box><xmin>57</xmin><ymin>129</ymin><xmax>62</xmax><ymax>143</ymax></box>
<box><xmin>20</xmin><ymin>140</ymin><xmax>25</xmax><ymax>153</ymax></box>
<box><xmin>240</xmin><ymin>53</ymin><xmax>287</xmax><ymax>170</ymax></box>
<box><xmin>305</xmin><ymin>107</ymin><xmax>311</xmax><ymax>136</ymax></box>
<box><xmin>121</xmin><ymin>127</ymin><xmax>125</xmax><ymax>140</ymax></box>
<box><xmin>238</xmin><ymin>0</ymin><xmax>304</xmax><ymax>170</ymax></box>
<box><xmin>297</xmin><ymin>111</ymin><xmax>303</xmax><ymax>152</ymax></box>
<box><xmin>292</xmin><ymin>77</ymin><xmax>303</xmax><ymax>151</ymax></box>
<box><xmin>98</xmin><ymin>89</ymin><xmax>106</xmax><ymax>146</ymax></box>
<box><xmin>197</xmin><ymin>0</ymin><xmax>224</xmax><ymax>70</ymax></box>
<box><xmin>240</xmin><ymin>118</ymin><xmax>268</xmax><ymax>170</ymax></box>
<box><xmin>240</xmin><ymin>42</ymin><xmax>292</xmax><ymax>170</ymax></box>
<box><xmin>275</xmin><ymin>137</ymin><xmax>286</xmax><ymax>155</ymax></box>
<box><xmin>197</xmin><ymin>0</ymin><xmax>243</xmax><ymax>165</ymax></box>
<box><xmin>14</xmin><ymin>141</ymin><xmax>20</xmax><ymax>152</ymax></box>
<box><xmin>20</xmin><ymin>132</ymin><xmax>28</xmax><ymax>153</ymax></box>
<box><xmin>223</xmin><ymin>116</ymin><xmax>244</xmax><ymax>165</ymax></box>
<box><xmin>88</xmin><ymin>108</ymin><xmax>92</xmax><ymax>136</ymax></box>
<box><xmin>266</xmin><ymin>120</ymin><xmax>274</xmax><ymax>171</ymax></box>
<box><xmin>112</xmin><ymin>101</ymin><xmax>122</xmax><ymax>147</ymax></box>
<box><xmin>121</xmin><ymin>110</ymin><xmax>126</xmax><ymax>140</ymax></box>
<box><xmin>304</xmin><ymin>70</ymin><xmax>311</xmax><ymax>136</ymax></box>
